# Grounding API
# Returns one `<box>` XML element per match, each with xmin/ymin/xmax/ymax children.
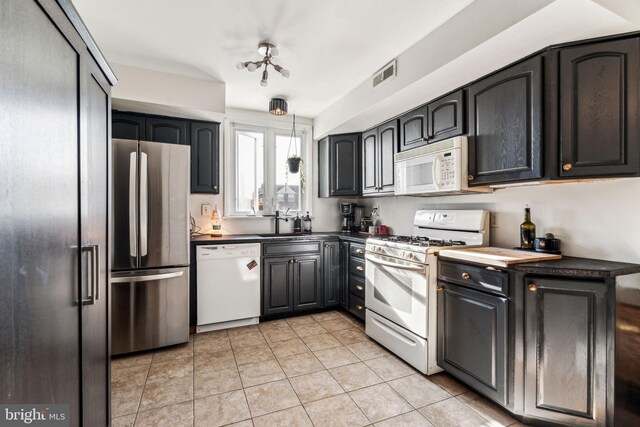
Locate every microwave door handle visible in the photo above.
<box><xmin>433</xmin><ymin>155</ymin><xmax>443</xmax><ymax>190</ymax></box>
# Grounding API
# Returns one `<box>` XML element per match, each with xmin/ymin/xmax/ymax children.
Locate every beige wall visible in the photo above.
<box><xmin>354</xmin><ymin>178</ymin><xmax>640</xmax><ymax>264</ymax></box>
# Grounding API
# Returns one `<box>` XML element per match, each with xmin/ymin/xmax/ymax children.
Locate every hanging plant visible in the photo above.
<box><xmin>285</xmin><ymin>157</ymin><xmax>305</xmax><ymax>193</ymax></box>
<box><xmin>287</xmin><ymin>113</ymin><xmax>302</xmax><ymax>173</ymax></box>
<box><xmin>287</xmin><ymin>156</ymin><xmax>301</xmax><ymax>173</ymax></box>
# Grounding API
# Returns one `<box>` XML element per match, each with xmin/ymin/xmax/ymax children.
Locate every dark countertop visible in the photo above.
<box><xmin>510</xmin><ymin>256</ymin><xmax>640</xmax><ymax>279</ymax></box>
<box><xmin>190</xmin><ymin>231</ymin><xmax>369</xmax><ymax>245</ymax></box>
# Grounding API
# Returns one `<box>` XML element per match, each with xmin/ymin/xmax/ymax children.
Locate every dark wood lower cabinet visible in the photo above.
<box><xmin>323</xmin><ymin>241</ymin><xmax>341</xmax><ymax>307</ymax></box>
<box><xmin>523</xmin><ymin>278</ymin><xmax>609</xmax><ymax>425</ymax></box>
<box><xmin>437</xmin><ymin>282</ymin><xmax>508</xmax><ymax>406</ymax></box>
<box><xmin>293</xmin><ymin>255</ymin><xmax>322</xmax><ymax>311</ymax></box>
<box><xmin>262</xmin><ymin>257</ymin><xmax>294</xmax><ymax>316</ymax></box>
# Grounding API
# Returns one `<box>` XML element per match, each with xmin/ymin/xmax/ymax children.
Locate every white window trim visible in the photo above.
<box><xmin>224</xmin><ymin>121</ymin><xmax>312</xmax><ymax>218</ymax></box>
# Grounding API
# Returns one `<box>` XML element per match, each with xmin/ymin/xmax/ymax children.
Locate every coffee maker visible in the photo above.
<box><xmin>340</xmin><ymin>203</ymin><xmax>362</xmax><ymax>232</ymax></box>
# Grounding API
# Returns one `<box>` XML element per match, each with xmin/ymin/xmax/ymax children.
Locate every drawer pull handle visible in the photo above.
<box><xmin>436</xmin><ymin>286</ymin><xmax>444</xmax><ymax>292</ymax></box>
<box><xmin>528</xmin><ymin>284</ymin><xmax>538</xmax><ymax>292</ymax></box>
<box><xmin>355</xmin><ymin>304</ymin><xmax>364</xmax><ymax>311</ymax></box>
<box><xmin>355</xmin><ymin>248</ymin><xmax>364</xmax><ymax>254</ymax></box>
<box><xmin>468</xmin><ymin>175</ymin><xmax>474</xmax><ymax>181</ymax></box>
<box><xmin>356</xmin><ymin>285</ymin><xmax>364</xmax><ymax>291</ymax></box>
<box><xmin>462</xmin><ymin>272</ymin><xmax>471</xmax><ymax>280</ymax></box>
<box><xmin>562</xmin><ymin>163</ymin><xmax>573</xmax><ymax>171</ymax></box>
<box><xmin>356</xmin><ymin>266</ymin><xmax>364</xmax><ymax>271</ymax></box>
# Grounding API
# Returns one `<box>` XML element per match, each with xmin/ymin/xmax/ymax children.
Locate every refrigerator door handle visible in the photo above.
<box><xmin>81</xmin><ymin>245</ymin><xmax>97</xmax><ymax>305</ymax></box>
<box><xmin>140</xmin><ymin>152</ymin><xmax>148</xmax><ymax>257</ymax></box>
<box><xmin>111</xmin><ymin>270</ymin><xmax>184</xmax><ymax>283</ymax></box>
<box><xmin>129</xmin><ymin>151</ymin><xmax>137</xmax><ymax>258</ymax></box>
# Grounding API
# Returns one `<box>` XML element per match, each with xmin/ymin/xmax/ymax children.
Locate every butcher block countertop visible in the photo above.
<box><xmin>438</xmin><ymin>247</ymin><xmax>640</xmax><ymax>279</ymax></box>
<box><xmin>438</xmin><ymin>247</ymin><xmax>562</xmax><ymax>268</ymax></box>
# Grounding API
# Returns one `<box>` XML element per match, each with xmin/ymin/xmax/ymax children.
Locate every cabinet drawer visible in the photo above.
<box><xmin>438</xmin><ymin>260</ymin><xmax>508</xmax><ymax>296</ymax></box>
<box><xmin>350</xmin><ymin>256</ymin><xmax>366</xmax><ymax>278</ymax></box>
<box><xmin>348</xmin><ymin>295</ymin><xmax>365</xmax><ymax>321</ymax></box>
<box><xmin>349</xmin><ymin>275</ymin><xmax>366</xmax><ymax>299</ymax></box>
<box><xmin>263</xmin><ymin>241</ymin><xmax>321</xmax><ymax>256</ymax></box>
<box><xmin>350</xmin><ymin>243</ymin><xmax>365</xmax><ymax>258</ymax></box>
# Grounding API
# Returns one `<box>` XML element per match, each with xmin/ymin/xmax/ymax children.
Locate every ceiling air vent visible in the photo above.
<box><xmin>372</xmin><ymin>60</ymin><xmax>397</xmax><ymax>88</ymax></box>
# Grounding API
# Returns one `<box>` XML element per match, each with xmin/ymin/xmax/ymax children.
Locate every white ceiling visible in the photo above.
<box><xmin>73</xmin><ymin>0</ymin><xmax>474</xmax><ymax>118</ymax></box>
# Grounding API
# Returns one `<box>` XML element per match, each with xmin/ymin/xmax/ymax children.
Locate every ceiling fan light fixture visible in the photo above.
<box><xmin>247</xmin><ymin>62</ymin><xmax>258</xmax><ymax>72</ymax></box>
<box><xmin>269</xmin><ymin>98</ymin><xmax>288</xmax><ymax>116</ymax></box>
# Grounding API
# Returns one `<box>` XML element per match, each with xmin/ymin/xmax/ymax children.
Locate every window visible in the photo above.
<box><xmin>228</xmin><ymin>124</ymin><xmax>308</xmax><ymax>216</ymax></box>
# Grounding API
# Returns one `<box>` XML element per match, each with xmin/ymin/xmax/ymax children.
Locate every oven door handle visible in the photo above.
<box><xmin>365</xmin><ymin>254</ymin><xmax>425</xmax><ymax>272</ymax></box>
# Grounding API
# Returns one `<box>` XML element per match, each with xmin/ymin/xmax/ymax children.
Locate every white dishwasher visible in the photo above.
<box><xmin>196</xmin><ymin>243</ymin><xmax>261</xmax><ymax>333</ymax></box>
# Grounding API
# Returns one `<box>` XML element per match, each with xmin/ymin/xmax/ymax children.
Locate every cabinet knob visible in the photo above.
<box><xmin>331</xmin><ymin>188</ymin><xmax>335</xmax><ymax>193</ymax></box>
<box><xmin>356</xmin><ymin>265</ymin><xmax>364</xmax><ymax>271</ymax></box>
<box><xmin>528</xmin><ymin>283</ymin><xmax>538</xmax><ymax>292</ymax></box>
<box><xmin>355</xmin><ymin>248</ymin><xmax>363</xmax><ymax>254</ymax></box>
<box><xmin>468</xmin><ymin>175</ymin><xmax>474</xmax><ymax>181</ymax></box>
<box><xmin>462</xmin><ymin>272</ymin><xmax>471</xmax><ymax>280</ymax></box>
<box><xmin>436</xmin><ymin>286</ymin><xmax>444</xmax><ymax>292</ymax></box>
<box><xmin>356</xmin><ymin>285</ymin><xmax>364</xmax><ymax>291</ymax></box>
<box><xmin>213</xmin><ymin>185</ymin><xmax>218</xmax><ymax>190</ymax></box>
<box><xmin>562</xmin><ymin>163</ymin><xmax>573</xmax><ymax>171</ymax></box>
<box><xmin>355</xmin><ymin>304</ymin><xmax>364</xmax><ymax>311</ymax></box>
<box><xmin>422</xmin><ymin>136</ymin><xmax>430</xmax><ymax>142</ymax></box>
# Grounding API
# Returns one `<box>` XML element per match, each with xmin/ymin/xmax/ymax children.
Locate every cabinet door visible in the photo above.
<box><xmin>468</xmin><ymin>56</ymin><xmax>543</xmax><ymax>185</ymax></box>
<box><xmin>190</xmin><ymin>121</ymin><xmax>220</xmax><ymax>193</ymax></box>
<box><xmin>329</xmin><ymin>133</ymin><xmax>361</xmax><ymax>196</ymax></box>
<box><xmin>0</xmin><ymin>0</ymin><xmax>82</xmax><ymax>420</ymax></box>
<box><xmin>323</xmin><ymin>241</ymin><xmax>341</xmax><ymax>307</ymax></box>
<box><xmin>317</xmin><ymin>137</ymin><xmax>331</xmax><ymax>198</ymax></box>
<box><xmin>262</xmin><ymin>257</ymin><xmax>293</xmax><ymax>315</ymax></box>
<box><xmin>112</xmin><ymin>111</ymin><xmax>145</xmax><ymax>140</ymax></box>
<box><xmin>437</xmin><ymin>282</ymin><xmax>508</xmax><ymax>405</ymax></box>
<box><xmin>399</xmin><ymin>104</ymin><xmax>429</xmax><ymax>152</ymax></box>
<box><xmin>378</xmin><ymin>120</ymin><xmax>397</xmax><ymax>194</ymax></box>
<box><xmin>427</xmin><ymin>90</ymin><xmax>465</xmax><ymax>143</ymax></box>
<box><xmin>361</xmin><ymin>129</ymin><xmax>378</xmax><ymax>195</ymax></box>
<box><xmin>524</xmin><ymin>278</ymin><xmax>608</xmax><ymax>425</ymax></box>
<box><xmin>146</xmin><ymin>117</ymin><xmax>189</xmax><ymax>145</ymax></box>
<box><xmin>80</xmin><ymin>56</ymin><xmax>111</xmax><ymax>426</ymax></box>
<box><xmin>293</xmin><ymin>255</ymin><xmax>322</xmax><ymax>311</ymax></box>
<box><xmin>558</xmin><ymin>39</ymin><xmax>639</xmax><ymax>178</ymax></box>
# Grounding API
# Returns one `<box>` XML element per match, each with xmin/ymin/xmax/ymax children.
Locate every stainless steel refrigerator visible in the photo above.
<box><xmin>111</xmin><ymin>139</ymin><xmax>190</xmax><ymax>355</ymax></box>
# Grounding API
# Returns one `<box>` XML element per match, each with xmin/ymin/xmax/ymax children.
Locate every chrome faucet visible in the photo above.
<box><xmin>274</xmin><ymin>208</ymin><xmax>290</xmax><ymax>234</ymax></box>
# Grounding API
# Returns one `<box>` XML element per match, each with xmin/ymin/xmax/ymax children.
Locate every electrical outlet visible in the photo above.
<box><xmin>201</xmin><ymin>203</ymin><xmax>211</xmax><ymax>216</ymax></box>
<box><xmin>490</xmin><ymin>212</ymin><xmax>499</xmax><ymax>228</ymax></box>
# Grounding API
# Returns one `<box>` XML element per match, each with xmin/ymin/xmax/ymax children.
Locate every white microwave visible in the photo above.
<box><xmin>394</xmin><ymin>136</ymin><xmax>491</xmax><ymax>196</ymax></box>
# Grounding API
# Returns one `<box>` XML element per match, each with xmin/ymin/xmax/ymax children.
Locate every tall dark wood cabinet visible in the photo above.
<box><xmin>190</xmin><ymin>121</ymin><xmax>220</xmax><ymax>194</ymax></box>
<box><xmin>318</xmin><ymin>133</ymin><xmax>361</xmax><ymax>197</ymax></box>
<box><xmin>0</xmin><ymin>1</ymin><xmax>116</xmax><ymax>425</ymax></box>
<box><xmin>362</xmin><ymin>120</ymin><xmax>397</xmax><ymax>195</ymax></box>
<box><xmin>523</xmin><ymin>278</ymin><xmax>609</xmax><ymax>425</ymax></box>
<box><xmin>554</xmin><ymin>38</ymin><xmax>640</xmax><ymax>178</ymax></box>
<box><xmin>467</xmin><ymin>56</ymin><xmax>543</xmax><ymax>185</ymax></box>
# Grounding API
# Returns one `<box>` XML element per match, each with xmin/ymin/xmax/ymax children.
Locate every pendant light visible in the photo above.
<box><xmin>269</xmin><ymin>98</ymin><xmax>288</xmax><ymax>116</ymax></box>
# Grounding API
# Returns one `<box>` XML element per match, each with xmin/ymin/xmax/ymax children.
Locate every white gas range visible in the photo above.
<box><xmin>364</xmin><ymin>209</ymin><xmax>490</xmax><ymax>374</ymax></box>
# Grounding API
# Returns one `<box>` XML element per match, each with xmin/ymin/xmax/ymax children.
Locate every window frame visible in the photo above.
<box><xmin>225</xmin><ymin>122</ymin><xmax>309</xmax><ymax>218</ymax></box>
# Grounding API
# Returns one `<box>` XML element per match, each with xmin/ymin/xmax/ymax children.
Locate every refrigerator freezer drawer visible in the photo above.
<box><xmin>111</xmin><ymin>267</ymin><xmax>189</xmax><ymax>355</ymax></box>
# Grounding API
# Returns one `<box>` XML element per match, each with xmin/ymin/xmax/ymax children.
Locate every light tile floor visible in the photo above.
<box><xmin>111</xmin><ymin>310</ymin><xmax>523</xmax><ymax>426</ymax></box>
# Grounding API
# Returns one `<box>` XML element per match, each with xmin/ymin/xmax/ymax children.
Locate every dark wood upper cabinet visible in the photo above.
<box><xmin>145</xmin><ymin>117</ymin><xmax>188</xmax><ymax>145</ymax></box>
<box><xmin>318</xmin><ymin>133</ymin><xmax>361</xmax><ymax>197</ymax></box>
<box><xmin>190</xmin><ymin>121</ymin><xmax>220</xmax><ymax>194</ymax></box>
<box><xmin>112</xmin><ymin>111</ymin><xmax>145</xmax><ymax>140</ymax></box>
<box><xmin>556</xmin><ymin>38</ymin><xmax>639</xmax><ymax>178</ymax></box>
<box><xmin>362</xmin><ymin>119</ymin><xmax>397</xmax><ymax>195</ymax></box>
<box><xmin>467</xmin><ymin>56</ymin><xmax>543</xmax><ymax>186</ymax></box>
<box><xmin>428</xmin><ymin>90</ymin><xmax>465</xmax><ymax>143</ymax></box>
<box><xmin>399</xmin><ymin>104</ymin><xmax>429</xmax><ymax>151</ymax></box>
<box><xmin>399</xmin><ymin>90</ymin><xmax>465</xmax><ymax>152</ymax></box>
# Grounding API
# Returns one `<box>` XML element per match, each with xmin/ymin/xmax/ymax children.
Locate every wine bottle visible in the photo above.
<box><xmin>210</xmin><ymin>204</ymin><xmax>222</xmax><ymax>236</ymax></box>
<box><xmin>520</xmin><ymin>205</ymin><xmax>536</xmax><ymax>249</ymax></box>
